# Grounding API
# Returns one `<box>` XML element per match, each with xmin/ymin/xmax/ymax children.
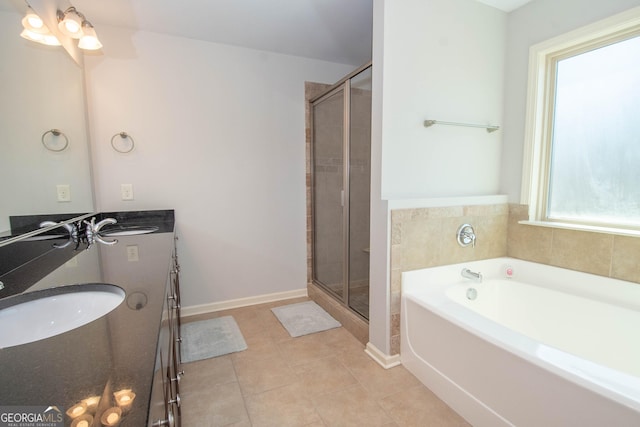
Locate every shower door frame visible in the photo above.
<box><xmin>309</xmin><ymin>62</ymin><xmax>372</xmax><ymax>321</ymax></box>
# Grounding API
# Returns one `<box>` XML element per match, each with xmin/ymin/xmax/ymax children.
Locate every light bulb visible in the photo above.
<box><xmin>58</xmin><ymin>8</ymin><xmax>84</xmax><ymax>39</ymax></box>
<box><xmin>27</xmin><ymin>15</ymin><xmax>43</xmax><ymax>29</ymax></box>
<box><xmin>78</xmin><ymin>23</ymin><xmax>102</xmax><ymax>50</ymax></box>
<box><xmin>20</xmin><ymin>28</ymin><xmax>44</xmax><ymax>42</ymax></box>
<box><xmin>64</xmin><ymin>20</ymin><xmax>81</xmax><ymax>34</ymax></box>
<box><xmin>20</xmin><ymin>28</ymin><xmax>61</xmax><ymax>46</ymax></box>
<box><xmin>41</xmin><ymin>33</ymin><xmax>62</xmax><ymax>46</ymax></box>
<box><xmin>22</xmin><ymin>7</ymin><xmax>47</xmax><ymax>34</ymax></box>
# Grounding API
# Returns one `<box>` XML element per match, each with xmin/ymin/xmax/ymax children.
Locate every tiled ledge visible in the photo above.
<box><xmin>307</xmin><ymin>283</ymin><xmax>368</xmax><ymax>346</ymax></box>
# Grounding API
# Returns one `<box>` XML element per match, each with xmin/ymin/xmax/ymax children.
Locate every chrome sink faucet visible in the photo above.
<box><xmin>461</xmin><ymin>268</ymin><xmax>483</xmax><ymax>283</ymax></box>
<box><xmin>39</xmin><ymin>221</ymin><xmax>79</xmax><ymax>249</ymax></box>
<box><xmin>84</xmin><ymin>217</ymin><xmax>118</xmax><ymax>249</ymax></box>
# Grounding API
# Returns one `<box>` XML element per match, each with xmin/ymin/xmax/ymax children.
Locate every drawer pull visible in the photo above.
<box><xmin>168</xmin><ymin>394</ymin><xmax>181</xmax><ymax>408</ymax></box>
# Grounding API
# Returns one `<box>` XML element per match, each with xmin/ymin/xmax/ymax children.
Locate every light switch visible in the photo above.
<box><xmin>126</xmin><ymin>245</ymin><xmax>139</xmax><ymax>262</ymax></box>
<box><xmin>121</xmin><ymin>184</ymin><xmax>134</xmax><ymax>201</ymax></box>
<box><xmin>57</xmin><ymin>184</ymin><xmax>71</xmax><ymax>202</ymax></box>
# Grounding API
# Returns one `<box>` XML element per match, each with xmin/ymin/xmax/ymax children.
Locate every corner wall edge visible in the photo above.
<box><xmin>365</xmin><ymin>342</ymin><xmax>401</xmax><ymax>369</ymax></box>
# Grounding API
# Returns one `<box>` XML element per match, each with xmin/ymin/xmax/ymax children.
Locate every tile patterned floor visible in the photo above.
<box><xmin>179</xmin><ymin>297</ymin><xmax>470</xmax><ymax>427</ymax></box>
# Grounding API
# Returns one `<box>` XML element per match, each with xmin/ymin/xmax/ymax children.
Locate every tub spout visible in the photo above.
<box><xmin>461</xmin><ymin>268</ymin><xmax>482</xmax><ymax>283</ymax></box>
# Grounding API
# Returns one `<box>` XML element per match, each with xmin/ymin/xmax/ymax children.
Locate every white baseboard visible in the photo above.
<box><xmin>181</xmin><ymin>288</ymin><xmax>308</xmax><ymax>318</ymax></box>
<box><xmin>365</xmin><ymin>342</ymin><xmax>402</xmax><ymax>369</ymax></box>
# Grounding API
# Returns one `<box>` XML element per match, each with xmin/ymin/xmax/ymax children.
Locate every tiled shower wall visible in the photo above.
<box><xmin>305</xmin><ymin>82</ymin><xmax>331</xmax><ymax>284</ymax></box>
<box><xmin>311</xmin><ymin>88</ymin><xmax>344</xmax><ymax>286</ymax></box>
<box><xmin>390</xmin><ymin>202</ymin><xmax>640</xmax><ymax>355</ymax></box>
<box><xmin>348</xmin><ymin>87</ymin><xmax>372</xmax><ymax>286</ymax></box>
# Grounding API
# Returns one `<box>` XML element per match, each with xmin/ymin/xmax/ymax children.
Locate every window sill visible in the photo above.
<box><xmin>518</xmin><ymin>220</ymin><xmax>640</xmax><ymax>238</ymax></box>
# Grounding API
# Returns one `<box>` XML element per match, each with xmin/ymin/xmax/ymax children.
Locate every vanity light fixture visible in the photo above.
<box><xmin>20</xmin><ymin>6</ymin><xmax>61</xmax><ymax>46</ymax></box>
<box><xmin>57</xmin><ymin>6</ymin><xmax>103</xmax><ymax>50</ymax></box>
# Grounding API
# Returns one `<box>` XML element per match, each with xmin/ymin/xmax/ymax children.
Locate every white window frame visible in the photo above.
<box><xmin>521</xmin><ymin>7</ymin><xmax>640</xmax><ymax>236</ymax></box>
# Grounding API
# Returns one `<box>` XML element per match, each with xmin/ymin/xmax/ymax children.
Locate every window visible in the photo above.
<box><xmin>522</xmin><ymin>9</ymin><xmax>640</xmax><ymax>234</ymax></box>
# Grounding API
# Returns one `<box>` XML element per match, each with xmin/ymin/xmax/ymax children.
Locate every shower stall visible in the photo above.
<box><xmin>309</xmin><ymin>63</ymin><xmax>372</xmax><ymax>320</ymax></box>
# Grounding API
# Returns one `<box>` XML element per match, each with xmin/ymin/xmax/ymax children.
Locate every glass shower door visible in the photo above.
<box><xmin>312</xmin><ymin>88</ymin><xmax>345</xmax><ymax>299</ymax></box>
<box><xmin>310</xmin><ymin>63</ymin><xmax>371</xmax><ymax>320</ymax></box>
<box><xmin>348</xmin><ymin>68</ymin><xmax>371</xmax><ymax>319</ymax></box>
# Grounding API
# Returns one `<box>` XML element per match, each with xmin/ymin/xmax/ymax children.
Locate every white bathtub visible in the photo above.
<box><xmin>401</xmin><ymin>257</ymin><xmax>640</xmax><ymax>427</ymax></box>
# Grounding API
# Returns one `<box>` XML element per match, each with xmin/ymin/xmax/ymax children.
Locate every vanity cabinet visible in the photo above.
<box><xmin>149</xmin><ymin>236</ymin><xmax>183</xmax><ymax>427</ymax></box>
<box><xmin>0</xmin><ymin>210</ymin><xmax>178</xmax><ymax>425</ymax></box>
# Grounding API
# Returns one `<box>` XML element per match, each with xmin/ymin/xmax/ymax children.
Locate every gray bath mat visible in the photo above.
<box><xmin>180</xmin><ymin>316</ymin><xmax>247</xmax><ymax>363</ymax></box>
<box><xmin>271</xmin><ymin>301</ymin><xmax>341</xmax><ymax>337</ymax></box>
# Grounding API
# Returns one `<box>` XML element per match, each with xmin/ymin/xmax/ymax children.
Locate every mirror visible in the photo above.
<box><xmin>0</xmin><ymin>6</ymin><xmax>94</xmax><ymax>241</ymax></box>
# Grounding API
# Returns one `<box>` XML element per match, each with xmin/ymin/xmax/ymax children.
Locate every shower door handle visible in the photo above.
<box><xmin>340</xmin><ymin>190</ymin><xmax>345</xmax><ymax>207</ymax></box>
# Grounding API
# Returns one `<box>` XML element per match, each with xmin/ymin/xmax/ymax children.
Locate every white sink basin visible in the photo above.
<box><xmin>0</xmin><ymin>284</ymin><xmax>125</xmax><ymax>348</ymax></box>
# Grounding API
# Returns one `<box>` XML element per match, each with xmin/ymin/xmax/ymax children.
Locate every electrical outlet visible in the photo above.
<box><xmin>126</xmin><ymin>245</ymin><xmax>139</xmax><ymax>262</ymax></box>
<box><xmin>57</xmin><ymin>184</ymin><xmax>71</xmax><ymax>202</ymax></box>
<box><xmin>121</xmin><ymin>184</ymin><xmax>134</xmax><ymax>201</ymax></box>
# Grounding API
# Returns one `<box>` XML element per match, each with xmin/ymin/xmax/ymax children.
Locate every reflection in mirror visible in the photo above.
<box><xmin>0</xmin><ymin>7</ymin><xmax>94</xmax><ymax>240</ymax></box>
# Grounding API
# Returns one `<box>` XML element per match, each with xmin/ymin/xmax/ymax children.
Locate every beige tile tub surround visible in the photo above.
<box><xmin>390</xmin><ymin>204</ymin><xmax>509</xmax><ymax>353</ymax></box>
<box><xmin>508</xmin><ymin>204</ymin><xmax>640</xmax><ymax>283</ymax></box>
<box><xmin>390</xmin><ymin>202</ymin><xmax>640</xmax><ymax>356</ymax></box>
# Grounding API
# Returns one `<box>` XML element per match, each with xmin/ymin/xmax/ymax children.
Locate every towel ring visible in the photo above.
<box><xmin>41</xmin><ymin>129</ymin><xmax>69</xmax><ymax>152</ymax></box>
<box><xmin>111</xmin><ymin>132</ymin><xmax>135</xmax><ymax>153</ymax></box>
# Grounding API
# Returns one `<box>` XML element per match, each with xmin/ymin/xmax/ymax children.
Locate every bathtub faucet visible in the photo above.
<box><xmin>456</xmin><ymin>224</ymin><xmax>476</xmax><ymax>248</ymax></box>
<box><xmin>461</xmin><ymin>268</ymin><xmax>483</xmax><ymax>283</ymax></box>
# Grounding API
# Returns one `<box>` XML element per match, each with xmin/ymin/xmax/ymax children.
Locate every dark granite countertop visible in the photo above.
<box><xmin>0</xmin><ymin>210</ymin><xmax>175</xmax><ymax>426</ymax></box>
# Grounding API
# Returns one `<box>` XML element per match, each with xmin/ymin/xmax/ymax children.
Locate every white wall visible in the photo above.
<box><xmin>368</xmin><ymin>0</ymin><xmax>506</xmax><ymax>355</ymax></box>
<box><xmin>380</xmin><ymin>0</ymin><xmax>506</xmax><ymax>199</ymax></box>
<box><xmin>369</xmin><ymin>0</ymin><xmax>391</xmax><ymax>355</ymax></box>
<box><xmin>500</xmin><ymin>0</ymin><xmax>640</xmax><ymax>202</ymax></box>
<box><xmin>84</xmin><ymin>26</ymin><xmax>353</xmax><ymax>307</ymax></box>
